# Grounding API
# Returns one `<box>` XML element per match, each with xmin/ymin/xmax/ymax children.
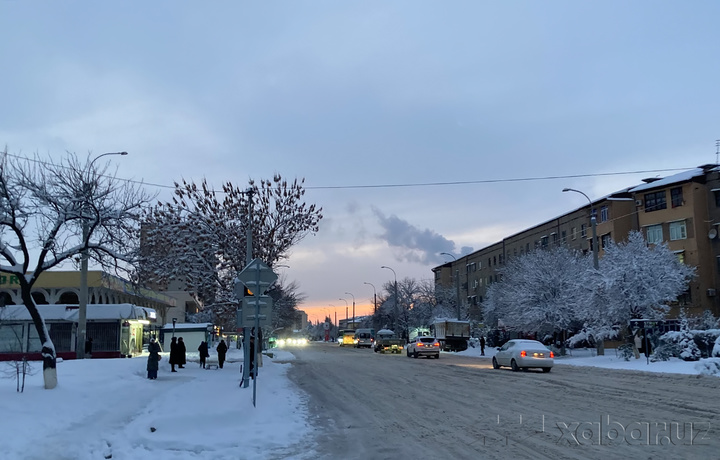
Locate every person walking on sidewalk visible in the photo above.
<box><xmin>216</xmin><ymin>339</ymin><xmax>228</xmax><ymax>369</ymax></box>
<box><xmin>178</xmin><ymin>337</ymin><xmax>187</xmax><ymax>368</ymax></box>
<box><xmin>146</xmin><ymin>338</ymin><xmax>161</xmax><ymax>380</ymax></box>
<box><xmin>198</xmin><ymin>341</ymin><xmax>209</xmax><ymax>369</ymax></box>
<box><xmin>169</xmin><ymin>336</ymin><xmax>179</xmax><ymax>372</ymax></box>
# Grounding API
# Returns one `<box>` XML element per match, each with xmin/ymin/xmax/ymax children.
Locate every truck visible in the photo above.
<box><xmin>373</xmin><ymin>329</ymin><xmax>405</xmax><ymax>354</ymax></box>
<box><xmin>432</xmin><ymin>320</ymin><xmax>471</xmax><ymax>352</ymax></box>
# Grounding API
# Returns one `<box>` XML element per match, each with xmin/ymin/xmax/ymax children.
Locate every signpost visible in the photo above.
<box><xmin>235</xmin><ymin>258</ymin><xmax>277</xmax><ymax>406</ymax></box>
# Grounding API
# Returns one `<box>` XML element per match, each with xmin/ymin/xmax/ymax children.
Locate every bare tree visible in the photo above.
<box><xmin>0</xmin><ymin>150</ymin><xmax>154</xmax><ymax>389</ymax></box>
<box><xmin>139</xmin><ymin>175</ymin><xmax>322</xmax><ymax>326</ymax></box>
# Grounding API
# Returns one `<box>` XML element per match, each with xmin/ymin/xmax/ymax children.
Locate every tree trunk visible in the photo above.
<box><xmin>596</xmin><ymin>339</ymin><xmax>605</xmax><ymax>356</ymax></box>
<box><xmin>20</xmin><ymin>288</ymin><xmax>57</xmax><ymax>389</ymax></box>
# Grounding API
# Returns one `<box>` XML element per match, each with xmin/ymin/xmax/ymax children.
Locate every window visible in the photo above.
<box><xmin>552</xmin><ymin>233</ymin><xmax>558</xmax><ymax>244</ymax></box>
<box><xmin>571</xmin><ymin>227</ymin><xmax>577</xmax><ymax>240</ymax></box>
<box><xmin>600</xmin><ymin>206</ymin><xmax>609</xmax><ymax>222</ymax></box>
<box><xmin>581</xmin><ymin>224</ymin><xmax>587</xmax><ymax>238</ymax></box>
<box><xmin>669</xmin><ymin>221</ymin><xmax>687</xmax><ymax>241</ymax></box>
<box><xmin>601</xmin><ymin>233</ymin><xmax>612</xmax><ymax>249</ymax></box>
<box><xmin>676</xmin><ymin>251</ymin><xmax>685</xmax><ymax>264</ymax></box>
<box><xmin>646</xmin><ymin>224</ymin><xmax>663</xmax><ymax>244</ymax></box>
<box><xmin>714</xmin><ymin>190</ymin><xmax>720</xmax><ymax>207</ymax></box>
<box><xmin>541</xmin><ymin>236</ymin><xmax>548</xmax><ymax>248</ymax></box>
<box><xmin>644</xmin><ymin>191</ymin><xmax>667</xmax><ymax>212</ymax></box>
<box><xmin>561</xmin><ymin>230</ymin><xmax>567</xmax><ymax>243</ymax></box>
<box><xmin>671</xmin><ymin>187</ymin><xmax>683</xmax><ymax>208</ymax></box>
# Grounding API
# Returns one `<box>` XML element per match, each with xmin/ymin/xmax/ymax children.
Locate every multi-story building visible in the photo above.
<box><xmin>433</xmin><ymin>165</ymin><xmax>720</xmax><ymax>323</ymax></box>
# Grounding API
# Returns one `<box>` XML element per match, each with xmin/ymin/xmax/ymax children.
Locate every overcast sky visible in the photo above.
<box><xmin>2</xmin><ymin>1</ymin><xmax>720</xmax><ymax>323</ymax></box>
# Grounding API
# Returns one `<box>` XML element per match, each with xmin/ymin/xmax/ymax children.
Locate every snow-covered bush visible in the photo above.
<box><xmin>692</xmin><ymin>329</ymin><xmax>720</xmax><ymax>358</ymax></box>
<box><xmin>617</xmin><ymin>344</ymin><xmax>634</xmax><ymax>361</ymax></box>
<box><xmin>713</xmin><ymin>335</ymin><xmax>720</xmax><ymax>358</ymax></box>
<box><xmin>695</xmin><ymin>358</ymin><xmax>720</xmax><ymax>376</ymax></box>
<box><xmin>650</xmin><ymin>343</ymin><xmax>679</xmax><ymax>362</ymax></box>
<box><xmin>661</xmin><ymin>319</ymin><xmax>701</xmax><ymax>361</ymax></box>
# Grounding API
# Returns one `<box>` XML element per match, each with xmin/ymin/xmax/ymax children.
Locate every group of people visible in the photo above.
<box><xmin>145</xmin><ymin>336</ymin><xmax>240</xmax><ymax>379</ymax></box>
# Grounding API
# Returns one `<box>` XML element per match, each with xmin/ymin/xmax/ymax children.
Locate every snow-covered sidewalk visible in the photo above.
<box><xmin>0</xmin><ymin>347</ymin><xmax>311</xmax><ymax>460</ymax></box>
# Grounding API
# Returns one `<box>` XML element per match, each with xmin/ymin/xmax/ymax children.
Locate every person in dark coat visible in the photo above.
<box><xmin>169</xmin><ymin>336</ymin><xmax>179</xmax><ymax>372</ymax></box>
<box><xmin>216</xmin><ymin>339</ymin><xmax>228</xmax><ymax>369</ymax></box>
<box><xmin>178</xmin><ymin>337</ymin><xmax>187</xmax><ymax>368</ymax></box>
<box><xmin>198</xmin><ymin>341</ymin><xmax>209</xmax><ymax>368</ymax></box>
<box><xmin>480</xmin><ymin>336</ymin><xmax>486</xmax><ymax>356</ymax></box>
<box><xmin>146</xmin><ymin>338</ymin><xmax>161</xmax><ymax>379</ymax></box>
<box><xmin>84</xmin><ymin>337</ymin><xmax>93</xmax><ymax>358</ymax></box>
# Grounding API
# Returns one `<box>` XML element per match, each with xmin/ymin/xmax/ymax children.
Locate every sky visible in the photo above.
<box><xmin>2</xmin><ymin>1</ymin><xmax>720</xmax><ymax>323</ymax></box>
<box><xmin>2</xmin><ymin>343</ymin><xmax>719</xmax><ymax>459</ymax></box>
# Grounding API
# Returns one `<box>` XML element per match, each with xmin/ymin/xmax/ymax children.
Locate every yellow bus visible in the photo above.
<box><xmin>338</xmin><ymin>329</ymin><xmax>356</xmax><ymax>347</ymax></box>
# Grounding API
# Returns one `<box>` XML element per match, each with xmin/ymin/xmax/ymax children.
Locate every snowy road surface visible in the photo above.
<box><xmin>290</xmin><ymin>342</ymin><xmax>720</xmax><ymax>460</ymax></box>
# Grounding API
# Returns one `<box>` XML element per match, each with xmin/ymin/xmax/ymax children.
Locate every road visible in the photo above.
<box><xmin>285</xmin><ymin>342</ymin><xmax>720</xmax><ymax>460</ymax></box>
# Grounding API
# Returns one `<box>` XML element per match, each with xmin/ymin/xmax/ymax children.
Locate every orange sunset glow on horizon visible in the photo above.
<box><xmin>303</xmin><ymin>303</ymin><xmax>375</xmax><ymax>325</ymax></box>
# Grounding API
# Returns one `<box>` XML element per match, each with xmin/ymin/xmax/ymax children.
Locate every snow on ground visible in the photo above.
<box><xmin>0</xmin><ymin>346</ymin><xmax>311</xmax><ymax>460</ymax></box>
<box><xmin>4</xmin><ymin>342</ymin><xmax>720</xmax><ymax>460</ymax></box>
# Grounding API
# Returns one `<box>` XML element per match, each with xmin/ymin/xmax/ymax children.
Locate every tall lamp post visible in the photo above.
<box><xmin>363</xmin><ymin>282</ymin><xmax>377</xmax><ymax>315</ymax></box>
<box><xmin>339</xmin><ymin>298</ymin><xmax>349</xmax><ymax>327</ymax></box>
<box><xmin>77</xmin><ymin>151</ymin><xmax>128</xmax><ymax>359</ymax></box>
<box><xmin>345</xmin><ymin>292</ymin><xmax>355</xmax><ymax>328</ymax></box>
<box><xmin>562</xmin><ymin>188</ymin><xmax>599</xmax><ymax>270</ymax></box>
<box><xmin>563</xmin><ymin>188</ymin><xmax>602</xmax><ymax>356</ymax></box>
<box><xmin>381</xmin><ymin>265</ymin><xmax>400</xmax><ymax>338</ymax></box>
<box><xmin>440</xmin><ymin>252</ymin><xmax>461</xmax><ymax>320</ymax></box>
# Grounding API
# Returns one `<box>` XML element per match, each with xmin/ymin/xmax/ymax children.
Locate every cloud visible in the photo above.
<box><xmin>373</xmin><ymin>207</ymin><xmax>472</xmax><ymax>265</ymax></box>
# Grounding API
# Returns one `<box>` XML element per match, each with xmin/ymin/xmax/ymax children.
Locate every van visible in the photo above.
<box><xmin>354</xmin><ymin>328</ymin><xmax>375</xmax><ymax>348</ymax></box>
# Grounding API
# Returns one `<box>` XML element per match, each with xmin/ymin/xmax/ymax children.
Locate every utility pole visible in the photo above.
<box><xmin>242</xmin><ymin>187</ymin><xmax>254</xmax><ymax>388</ymax></box>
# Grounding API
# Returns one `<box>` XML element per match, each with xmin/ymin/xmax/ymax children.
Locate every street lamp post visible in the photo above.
<box><xmin>363</xmin><ymin>282</ymin><xmax>377</xmax><ymax>315</ymax></box>
<box><xmin>339</xmin><ymin>298</ymin><xmax>349</xmax><ymax>327</ymax></box>
<box><xmin>381</xmin><ymin>266</ymin><xmax>400</xmax><ymax>339</ymax></box>
<box><xmin>77</xmin><ymin>151</ymin><xmax>128</xmax><ymax>359</ymax></box>
<box><xmin>440</xmin><ymin>252</ymin><xmax>461</xmax><ymax>320</ymax></box>
<box><xmin>562</xmin><ymin>188</ymin><xmax>602</xmax><ymax>356</ymax></box>
<box><xmin>345</xmin><ymin>292</ymin><xmax>355</xmax><ymax>328</ymax></box>
<box><xmin>562</xmin><ymin>188</ymin><xmax>599</xmax><ymax>270</ymax></box>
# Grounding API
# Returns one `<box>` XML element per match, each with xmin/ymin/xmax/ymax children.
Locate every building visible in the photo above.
<box><xmin>433</xmin><ymin>165</ymin><xmax>720</xmax><ymax>322</ymax></box>
<box><xmin>0</xmin><ymin>304</ymin><xmax>153</xmax><ymax>360</ymax></box>
<box><xmin>0</xmin><ymin>270</ymin><xmax>177</xmax><ymax>361</ymax></box>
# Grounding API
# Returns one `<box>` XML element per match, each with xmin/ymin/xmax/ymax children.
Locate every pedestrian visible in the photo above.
<box><xmin>178</xmin><ymin>337</ymin><xmax>187</xmax><ymax>368</ymax></box>
<box><xmin>84</xmin><ymin>337</ymin><xmax>93</xmax><ymax>359</ymax></box>
<box><xmin>480</xmin><ymin>336</ymin><xmax>486</xmax><ymax>356</ymax></box>
<box><xmin>216</xmin><ymin>338</ymin><xmax>228</xmax><ymax>369</ymax></box>
<box><xmin>147</xmin><ymin>337</ymin><xmax>161</xmax><ymax>380</ymax></box>
<box><xmin>198</xmin><ymin>341</ymin><xmax>209</xmax><ymax>369</ymax></box>
<box><xmin>169</xmin><ymin>336</ymin><xmax>179</xmax><ymax>372</ymax></box>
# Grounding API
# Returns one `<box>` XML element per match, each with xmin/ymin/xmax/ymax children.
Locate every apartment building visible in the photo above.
<box><xmin>432</xmin><ymin>165</ymin><xmax>720</xmax><ymax>323</ymax></box>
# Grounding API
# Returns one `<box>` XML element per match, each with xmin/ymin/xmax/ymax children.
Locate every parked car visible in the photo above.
<box><xmin>492</xmin><ymin>339</ymin><xmax>554</xmax><ymax>372</ymax></box>
<box><xmin>406</xmin><ymin>336</ymin><xmax>441</xmax><ymax>359</ymax></box>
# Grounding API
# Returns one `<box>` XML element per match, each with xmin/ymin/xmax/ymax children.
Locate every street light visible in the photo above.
<box><xmin>77</xmin><ymin>151</ymin><xmax>128</xmax><ymax>359</ymax></box>
<box><xmin>329</xmin><ymin>304</ymin><xmax>336</xmax><ymax>327</ymax></box>
<box><xmin>440</xmin><ymin>252</ymin><xmax>461</xmax><ymax>320</ymax></box>
<box><xmin>345</xmin><ymin>292</ymin><xmax>355</xmax><ymax>329</ymax></box>
<box><xmin>381</xmin><ymin>266</ymin><xmax>401</xmax><ymax>338</ymax></box>
<box><xmin>363</xmin><ymin>282</ymin><xmax>377</xmax><ymax>315</ymax></box>
<box><xmin>339</xmin><ymin>298</ymin><xmax>349</xmax><ymax>327</ymax></box>
<box><xmin>562</xmin><ymin>188</ymin><xmax>599</xmax><ymax>270</ymax></box>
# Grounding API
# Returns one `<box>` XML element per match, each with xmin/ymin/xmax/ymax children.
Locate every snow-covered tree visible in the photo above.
<box><xmin>590</xmin><ymin>231</ymin><xmax>695</xmax><ymax>329</ymax></box>
<box><xmin>483</xmin><ymin>245</ymin><xmax>591</xmax><ymax>336</ymax></box>
<box><xmin>139</xmin><ymin>175</ymin><xmax>322</xmax><ymax>327</ymax></box>
<box><xmin>0</xmin><ymin>150</ymin><xmax>153</xmax><ymax>389</ymax></box>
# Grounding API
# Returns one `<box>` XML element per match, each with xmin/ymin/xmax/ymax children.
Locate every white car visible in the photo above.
<box><xmin>492</xmin><ymin>339</ymin><xmax>554</xmax><ymax>372</ymax></box>
<box><xmin>406</xmin><ymin>336</ymin><xmax>441</xmax><ymax>359</ymax></box>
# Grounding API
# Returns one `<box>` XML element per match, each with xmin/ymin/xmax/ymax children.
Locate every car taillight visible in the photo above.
<box><xmin>550</xmin><ymin>351</ymin><xmax>555</xmax><ymax>358</ymax></box>
<box><xmin>417</xmin><ymin>343</ymin><xmax>424</xmax><ymax>347</ymax></box>
<box><xmin>433</xmin><ymin>342</ymin><xmax>440</xmax><ymax>347</ymax></box>
<box><xmin>520</xmin><ymin>350</ymin><xmax>527</xmax><ymax>357</ymax></box>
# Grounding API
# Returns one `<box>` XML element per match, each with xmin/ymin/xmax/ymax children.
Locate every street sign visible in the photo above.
<box><xmin>237</xmin><ymin>258</ymin><xmax>278</xmax><ymax>295</ymax></box>
<box><xmin>238</xmin><ymin>296</ymin><xmax>272</xmax><ymax>327</ymax></box>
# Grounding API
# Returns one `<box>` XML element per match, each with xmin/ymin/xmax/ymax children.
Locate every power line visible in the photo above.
<box><xmin>0</xmin><ymin>151</ymin><xmax>696</xmax><ymax>193</ymax></box>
